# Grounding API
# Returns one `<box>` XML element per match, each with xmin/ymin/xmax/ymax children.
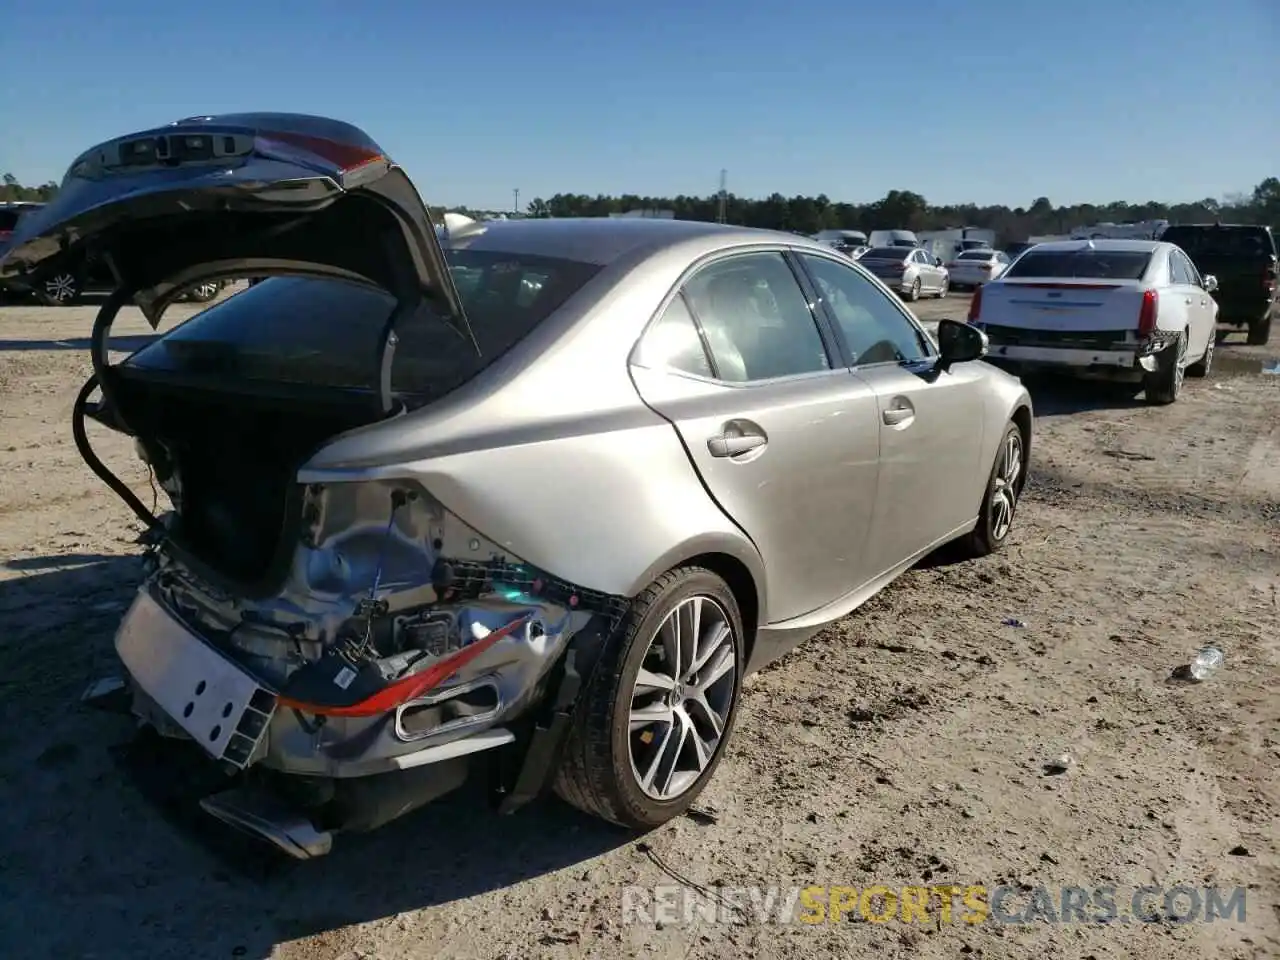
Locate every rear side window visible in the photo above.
<box><xmin>126</xmin><ymin>251</ymin><xmax>602</xmax><ymax>403</ymax></box>
<box><xmin>1160</xmin><ymin>226</ymin><xmax>1276</xmax><ymax>259</ymax></box>
<box><xmin>633</xmin><ymin>294</ymin><xmax>713</xmax><ymax>379</ymax></box>
<box><xmin>1004</xmin><ymin>249</ymin><xmax>1153</xmax><ymax>281</ymax></box>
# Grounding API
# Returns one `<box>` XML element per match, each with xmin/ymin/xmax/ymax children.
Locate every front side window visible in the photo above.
<box><xmin>799</xmin><ymin>254</ymin><xmax>933</xmax><ymax>366</ymax></box>
<box><xmin>681</xmin><ymin>252</ymin><xmax>831</xmax><ymax>383</ymax></box>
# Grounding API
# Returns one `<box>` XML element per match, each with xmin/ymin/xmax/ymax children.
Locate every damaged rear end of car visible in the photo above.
<box><xmin>1</xmin><ymin>113</ymin><xmax>627</xmax><ymax>858</ymax></box>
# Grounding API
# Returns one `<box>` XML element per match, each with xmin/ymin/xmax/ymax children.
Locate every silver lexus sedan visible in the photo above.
<box><xmin>0</xmin><ymin>114</ymin><xmax>1033</xmax><ymax>859</ymax></box>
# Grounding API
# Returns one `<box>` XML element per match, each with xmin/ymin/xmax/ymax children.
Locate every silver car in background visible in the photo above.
<box><xmin>858</xmin><ymin>245</ymin><xmax>951</xmax><ymax>301</ymax></box>
<box><xmin>947</xmin><ymin>249</ymin><xmax>1011</xmax><ymax>290</ymax></box>
<box><xmin>0</xmin><ymin>113</ymin><xmax>1033</xmax><ymax>859</ymax></box>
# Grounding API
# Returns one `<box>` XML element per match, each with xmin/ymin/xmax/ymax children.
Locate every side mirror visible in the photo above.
<box><xmin>1203</xmin><ymin>274</ymin><xmax>1218</xmax><ymax>293</ymax></box>
<box><xmin>936</xmin><ymin>318</ymin><xmax>988</xmax><ymax>372</ymax></box>
<box><xmin>934</xmin><ymin>257</ymin><xmax>944</xmax><ymax>267</ymax></box>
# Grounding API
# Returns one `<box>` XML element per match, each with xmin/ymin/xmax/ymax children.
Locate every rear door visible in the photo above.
<box><xmin>629</xmin><ymin>250</ymin><xmax>884</xmax><ymax>622</ymax></box>
<box><xmin>796</xmin><ymin>252</ymin><xmax>986</xmax><ymax>575</ymax></box>
<box><xmin>1170</xmin><ymin>249</ymin><xmax>1214</xmax><ymax>358</ymax></box>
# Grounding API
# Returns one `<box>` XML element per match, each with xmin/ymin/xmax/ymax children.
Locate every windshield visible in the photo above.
<box><xmin>1160</xmin><ymin>226</ymin><xmax>1275</xmax><ymax>259</ymax></box>
<box><xmin>126</xmin><ymin>250</ymin><xmax>602</xmax><ymax>402</ymax></box>
<box><xmin>1003</xmin><ymin>249</ymin><xmax>1153</xmax><ymax>280</ymax></box>
<box><xmin>958</xmin><ymin>251</ymin><xmax>994</xmax><ymax>261</ymax></box>
<box><xmin>862</xmin><ymin>247</ymin><xmax>909</xmax><ymax>260</ymax></box>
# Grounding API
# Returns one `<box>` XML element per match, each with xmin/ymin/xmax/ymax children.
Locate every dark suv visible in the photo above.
<box><xmin>1159</xmin><ymin>223</ymin><xmax>1277</xmax><ymax>345</ymax></box>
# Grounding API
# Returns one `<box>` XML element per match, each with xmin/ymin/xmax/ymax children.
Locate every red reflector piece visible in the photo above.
<box><xmin>967</xmin><ymin>285</ymin><xmax>983</xmax><ymax>322</ymax></box>
<box><xmin>260</xmin><ymin>130</ymin><xmax>384</xmax><ymax>173</ymax></box>
<box><xmin>279</xmin><ymin>613</ymin><xmax>533</xmax><ymax>718</ymax></box>
<box><xmin>1138</xmin><ymin>289</ymin><xmax>1158</xmax><ymax>336</ymax></box>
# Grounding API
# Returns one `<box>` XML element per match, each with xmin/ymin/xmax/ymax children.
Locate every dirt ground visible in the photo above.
<box><xmin>0</xmin><ymin>287</ymin><xmax>1276</xmax><ymax>960</ymax></box>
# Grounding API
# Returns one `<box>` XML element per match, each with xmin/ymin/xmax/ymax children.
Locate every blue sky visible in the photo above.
<box><xmin>1</xmin><ymin>0</ymin><xmax>1276</xmax><ymax>210</ymax></box>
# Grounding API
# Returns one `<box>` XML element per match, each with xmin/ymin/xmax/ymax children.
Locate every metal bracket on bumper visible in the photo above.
<box><xmin>491</xmin><ymin>637</ymin><xmax>596</xmax><ymax>815</ymax></box>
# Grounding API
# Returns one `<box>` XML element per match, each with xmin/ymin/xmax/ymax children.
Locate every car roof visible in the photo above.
<box><xmin>448</xmin><ymin>217</ymin><xmax>815</xmax><ymax>265</ymax></box>
<box><xmin>1028</xmin><ymin>238</ymin><xmax>1164</xmax><ymax>254</ymax></box>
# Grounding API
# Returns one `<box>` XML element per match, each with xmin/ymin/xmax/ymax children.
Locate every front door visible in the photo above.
<box><xmin>796</xmin><ymin>252</ymin><xmax>987</xmax><ymax>577</ymax></box>
<box><xmin>629</xmin><ymin>250</ymin><xmax>883</xmax><ymax>622</ymax></box>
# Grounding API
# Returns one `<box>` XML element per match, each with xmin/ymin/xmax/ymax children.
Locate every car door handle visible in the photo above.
<box><xmin>882</xmin><ymin>400</ymin><xmax>915</xmax><ymax>427</ymax></box>
<box><xmin>707</xmin><ymin>422</ymin><xmax>768</xmax><ymax>458</ymax></box>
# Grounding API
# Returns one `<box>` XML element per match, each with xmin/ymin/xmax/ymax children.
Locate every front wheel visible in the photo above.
<box><xmin>908</xmin><ymin>278</ymin><xmax>921</xmax><ymax>302</ymax></box>
<box><xmin>554</xmin><ymin>567</ymin><xmax>744</xmax><ymax>829</ymax></box>
<box><xmin>936</xmin><ymin>277</ymin><xmax>949</xmax><ymax>299</ymax></box>
<box><xmin>958</xmin><ymin>422</ymin><xmax>1025</xmax><ymax>558</ymax></box>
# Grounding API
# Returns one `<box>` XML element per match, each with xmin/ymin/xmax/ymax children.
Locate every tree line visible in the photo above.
<box><xmin>6</xmin><ymin>171</ymin><xmax>1278</xmax><ymax>244</ymax></box>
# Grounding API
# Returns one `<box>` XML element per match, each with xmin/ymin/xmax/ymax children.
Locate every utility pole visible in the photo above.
<box><xmin>717</xmin><ymin>169</ymin><xmax>728</xmax><ymax>224</ymax></box>
<box><xmin>513</xmin><ymin>188</ymin><xmax>520</xmax><ymax>217</ymax></box>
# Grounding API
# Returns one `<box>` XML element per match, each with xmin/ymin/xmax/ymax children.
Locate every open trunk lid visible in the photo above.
<box><xmin>0</xmin><ymin>113</ymin><xmax>471</xmax><ymax>337</ymax></box>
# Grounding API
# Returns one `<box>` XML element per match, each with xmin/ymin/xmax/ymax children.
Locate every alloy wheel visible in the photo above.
<box><xmin>1172</xmin><ymin>333</ymin><xmax>1187</xmax><ymax>397</ymax></box>
<box><xmin>628</xmin><ymin>595</ymin><xmax>737</xmax><ymax>801</ymax></box>
<box><xmin>990</xmin><ymin>430</ymin><xmax>1023</xmax><ymax>541</ymax></box>
<box><xmin>44</xmin><ymin>273</ymin><xmax>79</xmax><ymax>303</ymax></box>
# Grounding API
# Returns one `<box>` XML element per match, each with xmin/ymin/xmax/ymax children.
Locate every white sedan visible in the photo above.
<box><xmin>946</xmin><ymin>249</ymin><xmax>1010</xmax><ymax>289</ymax></box>
<box><xmin>968</xmin><ymin>239</ymin><xmax>1219</xmax><ymax>404</ymax></box>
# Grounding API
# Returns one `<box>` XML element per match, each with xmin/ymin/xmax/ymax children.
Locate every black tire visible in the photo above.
<box><xmin>1142</xmin><ymin>330</ymin><xmax>1186</xmax><ymax>405</ymax></box>
<box><xmin>908</xmin><ymin>278</ymin><xmax>921</xmax><ymax>302</ymax></box>
<box><xmin>553</xmin><ymin>567</ymin><xmax>745</xmax><ymax>829</ymax></box>
<box><xmin>936</xmin><ymin>277</ymin><xmax>949</xmax><ymax>299</ymax></box>
<box><xmin>1185</xmin><ymin>330</ymin><xmax>1214</xmax><ymax>378</ymax></box>
<box><xmin>37</xmin><ymin>271</ymin><xmax>82</xmax><ymax>306</ymax></box>
<box><xmin>958</xmin><ymin>421</ymin><xmax>1026</xmax><ymax>558</ymax></box>
<box><xmin>1247</xmin><ymin>312</ymin><xmax>1272</xmax><ymax>346</ymax></box>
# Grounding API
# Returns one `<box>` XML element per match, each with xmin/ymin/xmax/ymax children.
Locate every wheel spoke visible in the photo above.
<box><xmin>639</xmin><ymin>720</ymin><xmax>679</xmax><ymax>792</ymax></box>
<box><xmin>688</xmin><ymin>622</ymin><xmax>729</xmax><ymax>679</ymax></box>
<box><xmin>651</xmin><ymin>711</ymin><xmax>691</xmax><ymax>795</ymax></box>
<box><xmin>634</xmin><ymin>667</ymin><xmax>675</xmax><ymax>695</ymax></box>
<box><xmin>686</xmin><ymin>693</ymin><xmax>725</xmax><ymax>741</ymax></box>
<box><xmin>694</xmin><ymin>645</ymin><xmax>734</xmax><ymax>694</ymax></box>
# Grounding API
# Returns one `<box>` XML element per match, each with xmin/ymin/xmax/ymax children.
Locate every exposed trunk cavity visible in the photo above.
<box><xmin>111</xmin><ymin>372</ymin><xmax>376</xmax><ymax>585</ymax></box>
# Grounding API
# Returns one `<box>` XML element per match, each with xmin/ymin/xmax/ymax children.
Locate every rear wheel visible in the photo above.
<box><xmin>554</xmin><ymin>567</ymin><xmax>744</xmax><ymax>829</ymax></box>
<box><xmin>1143</xmin><ymin>331</ymin><xmax>1186</xmax><ymax>404</ymax></box>
<box><xmin>958</xmin><ymin>422</ymin><xmax>1025</xmax><ymax>558</ymax></box>
<box><xmin>1247</xmin><ymin>312</ymin><xmax>1272</xmax><ymax>346</ymax></box>
<box><xmin>1186</xmin><ymin>329</ymin><xmax>1214</xmax><ymax>378</ymax></box>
